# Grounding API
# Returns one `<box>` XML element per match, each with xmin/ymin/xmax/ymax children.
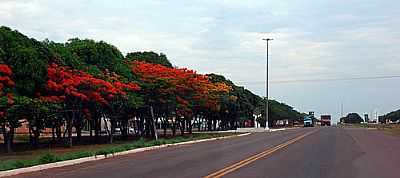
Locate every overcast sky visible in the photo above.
<box><xmin>1</xmin><ymin>0</ymin><xmax>399</xmax><ymax>122</ymax></box>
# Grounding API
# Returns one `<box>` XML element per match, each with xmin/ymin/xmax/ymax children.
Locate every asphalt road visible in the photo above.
<box><xmin>12</xmin><ymin>127</ymin><xmax>400</xmax><ymax>178</ymax></box>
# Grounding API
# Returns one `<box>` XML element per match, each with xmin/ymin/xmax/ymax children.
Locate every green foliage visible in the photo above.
<box><xmin>207</xmin><ymin>73</ymin><xmax>261</xmax><ymax>127</ymax></box>
<box><xmin>0</xmin><ymin>95</ymin><xmax>31</xmax><ymax>128</ymax></box>
<box><xmin>340</xmin><ymin>113</ymin><xmax>364</xmax><ymax>123</ymax></box>
<box><xmin>256</xmin><ymin>99</ymin><xmax>303</xmax><ymax>127</ymax></box>
<box><xmin>65</xmin><ymin>38</ymin><xmax>123</xmax><ymax>68</ymax></box>
<box><xmin>0</xmin><ymin>25</ymin><xmax>303</xmax><ymax>156</ymax></box>
<box><xmin>0</xmin><ymin>159</ymin><xmax>39</xmax><ymax>171</ymax></box>
<box><xmin>0</xmin><ymin>26</ymin><xmax>50</xmax><ymax>96</ymax></box>
<box><xmin>381</xmin><ymin>109</ymin><xmax>400</xmax><ymax>122</ymax></box>
<box><xmin>7</xmin><ymin>97</ymin><xmax>60</xmax><ymax>132</ymax></box>
<box><xmin>126</xmin><ymin>51</ymin><xmax>172</xmax><ymax>67</ymax></box>
<box><xmin>207</xmin><ymin>73</ymin><xmax>235</xmax><ymax>86</ymax></box>
<box><xmin>62</xmin><ymin>151</ymin><xmax>93</xmax><ymax>160</ymax></box>
<box><xmin>38</xmin><ymin>153</ymin><xmax>61</xmax><ymax>164</ymax></box>
<box><xmin>206</xmin><ymin>73</ymin><xmax>301</xmax><ymax>127</ymax></box>
<box><xmin>45</xmin><ymin>38</ymin><xmax>133</xmax><ymax>79</ymax></box>
<box><xmin>43</xmin><ymin>40</ymin><xmax>81</xmax><ymax>67</ymax></box>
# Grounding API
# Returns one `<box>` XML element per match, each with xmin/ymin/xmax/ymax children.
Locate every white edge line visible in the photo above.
<box><xmin>0</xmin><ymin>133</ymin><xmax>251</xmax><ymax>177</ymax></box>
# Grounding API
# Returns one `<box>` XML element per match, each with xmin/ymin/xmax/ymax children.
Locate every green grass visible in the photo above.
<box><xmin>0</xmin><ymin>133</ymin><xmax>236</xmax><ymax>171</ymax></box>
<box><xmin>339</xmin><ymin>123</ymin><xmax>400</xmax><ymax>136</ymax></box>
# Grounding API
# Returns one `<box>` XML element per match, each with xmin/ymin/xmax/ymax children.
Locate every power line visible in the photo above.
<box><xmin>236</xmin><ymin>75</ymin><xmax>400</xmax><ymax>85</ymax></box>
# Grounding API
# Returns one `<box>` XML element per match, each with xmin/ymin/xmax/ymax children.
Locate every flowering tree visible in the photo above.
<box><xmin>43</xmin><ymin>63</ymin><xmax>140</xmax><ymax>146</ymax></box>
<box><xmin>131</xmin><ymin>61</ymin><xmax>230</xmax><ymax>135</ymax></box>
<box><xmin>0</xmin><ymin>64</ymin><xmax>16</xmax><ymax>152</ymax></box>
<box><xmin>101</xmin><ymin>72</ymin><xmax>142</xmax><ymax>142</ymax></box>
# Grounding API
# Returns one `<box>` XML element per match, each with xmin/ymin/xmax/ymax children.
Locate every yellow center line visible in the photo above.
<box><xmin>203</xmin><ymin>129</ymin><xmax>318</xmax><ymax>178</ymax></box>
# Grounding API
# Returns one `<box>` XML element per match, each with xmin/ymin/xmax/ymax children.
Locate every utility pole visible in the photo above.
<box><xmin>262</xmin><ymin>38</ymin><xmax>273</xmax><ymax>130</ymax></box>
<box><xmin>341</xmin><ymin>102</ymin><xmax>344</xmax><ymax>118</ymax></box>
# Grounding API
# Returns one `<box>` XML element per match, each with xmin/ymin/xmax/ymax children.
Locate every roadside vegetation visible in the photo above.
<box><xmin>0</xmin><ymin>26</ymin><xmax>302</xmax><ymax>157</ymax></box>
<box><xmin>338</xmin><ymin>123</ymin><xmax>400</xmax><ymax>136</ymax></box>
<box><xmin>0</xmin><ymin>132</ymin><xmax>236</xmax><ymax>171</ymax></box>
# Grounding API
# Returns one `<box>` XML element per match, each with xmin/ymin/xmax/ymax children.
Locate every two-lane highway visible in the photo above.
<box><xmin>12</xmin><ymin>127</ymin><xmax>400</xmax><ymax>178</ymax></box>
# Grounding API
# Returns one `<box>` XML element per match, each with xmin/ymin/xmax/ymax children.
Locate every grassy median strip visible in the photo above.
<box><xmin>0</xmin><ymin>133</ymin><xmax>237</xmax><ymax>171</ymax></box>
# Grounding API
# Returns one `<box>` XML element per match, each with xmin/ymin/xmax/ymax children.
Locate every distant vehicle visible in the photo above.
<box><xmin>321</xmin><ymin>115</ymin><xmax>331</xmax><ymax>126</ymax></box>
<box><xmin>304</xmin><ymin>116</ymin><xmax>314</xmax><ymax>127</ymax></box>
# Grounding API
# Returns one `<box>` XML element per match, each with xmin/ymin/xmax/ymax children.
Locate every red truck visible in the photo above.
<box><xmin>321</xmin><ymin>115</ymin><xmax>331</xmax><ymax>126</ymax></box>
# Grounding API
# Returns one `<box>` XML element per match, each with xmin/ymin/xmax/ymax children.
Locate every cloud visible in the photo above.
<box><xmin>1</xmin><ymin>0</ymin><xmax>400</xmax><ymax>119</ymax></box>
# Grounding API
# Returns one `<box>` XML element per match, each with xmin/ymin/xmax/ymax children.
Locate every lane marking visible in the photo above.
<box><xmin>203</xmin><ymin>129</ymin><xmax>318</xmax><ymax>178</ymax></box>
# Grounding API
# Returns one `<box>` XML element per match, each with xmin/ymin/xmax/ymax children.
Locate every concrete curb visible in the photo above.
<box><xmin>0</xmin><ymin>133</ymin><xmax>251</xmax><ymax>177</ymax></box>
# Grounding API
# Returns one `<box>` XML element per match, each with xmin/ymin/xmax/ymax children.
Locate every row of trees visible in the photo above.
<box><xmin>341</xmin><ymin>110</ymin><xmax>400</xmax><ymax>124</ymax></box>
<box><xmin>379</xmin><ymin>110</ymin><xmax>400</xmax><ymax>123</ymax></box>
<box><xmin>0</xmin><ymin>26</ymin><xmax>302</xmax><ymax>152</ymax></box>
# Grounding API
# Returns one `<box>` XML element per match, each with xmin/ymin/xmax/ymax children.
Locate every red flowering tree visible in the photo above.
<box><xmin>101</xmin><ymin>72</ymin><xmax>142</xmax><ymax>142</ymax></box>
<box><xmin>0</xmin><ymin>64</ymin><xmax>16</xmax><ymax>152</ymax></box>
<box><xmin>43</xmin><ymin>63</ymin><xmax>140</xmax><ymax>146</ymax></box>
<box><xmin>131</xmin><ymin>61</ymin><xmax>230</xmax><ymax>136</ymax></box>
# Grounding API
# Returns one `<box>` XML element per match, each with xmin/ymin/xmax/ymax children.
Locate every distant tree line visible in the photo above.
<box><xmin>0</xmin><ymin>26</ymin><xmax>302</xmax><ymax>152</ymax></box>
<box><xmin>340</xmin><ymin>113</ymin><xmax>364</xmax><ymax>124</ymax></box>
<box><xmin>379</xmin><ymin>109</ymin><xmax>400</xmax><ymax>123</ymax></box>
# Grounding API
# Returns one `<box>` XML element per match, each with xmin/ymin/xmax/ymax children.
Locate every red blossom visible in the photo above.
<box><xmin>131</xmin><ymin>61</ymin><xmax>231</xmax><ymax>115</ymax></box>
<box><xmin>0</xmin><ymin>64</ymin><xmax>12</xmax><ymax>76</ymax></box>
<box><xmin>44</xmin><ymin>63</ymin><xmax>140</xmax><ymax>106</ymax></box>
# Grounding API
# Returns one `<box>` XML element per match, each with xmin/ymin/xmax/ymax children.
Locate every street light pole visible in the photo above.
<box><xmin>262</xmin><ymin>38</ymin><xmax>273</xmax><ymax>130</ymax></box>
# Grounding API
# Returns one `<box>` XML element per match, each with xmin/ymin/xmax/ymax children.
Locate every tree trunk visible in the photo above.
<box><xmin>121</xmin><ymin>119</ymin><xmax>128</xmax><ymax>139</ymax></box>
<box><xmin>179</xmin><ymin>119</ymin><xmax>185</xmax><ymax>136</ymax></box>
<box><xmin>207</xmin><ymin>119</ymin><xmax>212</xmax><ymax>131</ymax></box>
<box><xmin>56</xmin><ymin>126</ymin><xmax>62</xmax><ymax>141</ymax></box>
<box><xmin>110</xmin><ymin>120</ymin><xmax>114</xmax><ymax>144</ymax></box>
<box><xmin>150</xmin><ymin>119</ymin><xmax>155</xmax><ymax>138</ymax></box>
<box><xmin>5</xmin><ymin>133</ymin><xmax>12</xmax><ymax>153</ymax></box>
<box><xmin>3</xmin><ymin>125</ymin><xmax>13</xmax><ymax>153</ymax></box>
<box><xmin>197</xmin><ymin>117</ymin><xmax>201</xmax><ymax>131</ymax></box>
<box><xmin>103</xmin><ymin>117</ymin><xmax>113</xmax><ymax>144</ymax></box>
<box><xmin>6</xmin><ymin>133</ymin><xmax>12</xmax><ymax>153</ymax></box>
<box><xmin>28</xmin><ymin>126</ymin><xmax>34</xmax><ymax>146</ymax></box>
<box><xmin>188</xmin><ymin>118</ymin><xmax>193</xmax><ymax>134</ymax></box>
<box><xmin>172</xmin><ymin>121</ymin><xmax>176</xmax><ymax>136</ymax></box>
<box><xmin>76</xmin><ymin>127</ymin><xmax>81</xmax><ymax>142</ymax></box>
<box><xmin>213</xmin><ymin>119</ymin><xmax>217</xmax><ymax>131</ymax></box>
<box><xmin>66</xmin><ymin>117</ymin><xmax>73</xmax><ymax>147</ymax></box>
<box><xmin>76</xmin><ymin>121</ymin><xmax>82</xmax><ymax>143</ymax></box>
<box><xmin>163</xmin><ymin>118</ymin><xmax>167</xmax><ymax>137</ymax></box>
<box><xmin>89</xmin><ymin>120</ymin><xmax>93</xmax><ymax>137</ymax></box>
<box><xmin>52</xmin><ymin>126</ymin><xmax>56</xmax><ymax>142</ymax></box>
<box><xmin>145</xmin><ymin>118</ymin><xmax>151</xmax><ymax>137</ymax></box>
<box><xmin>32</xmin><ymin>128</ymin><xmax>40</xmax><ymax>148</ymax></box>
<box><xmin>139</xmin><ymin>117</ymin><xmax>145</xmax><ymax>137</ymax></box>
<box><xmin>94</xmin><ymin>117</ymin><xmax>100</xmax><ymax>143</ymax></box>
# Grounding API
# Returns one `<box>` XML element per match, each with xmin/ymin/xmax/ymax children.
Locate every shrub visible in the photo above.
<box><xmin>38</xmin><ymin>153</ymin><xmax>61</xmax><ymax>164</ymax></box>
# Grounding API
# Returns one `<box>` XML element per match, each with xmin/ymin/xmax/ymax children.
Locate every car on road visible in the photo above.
<box><xmin>304</xmin><ymin>116</ymin><xmax>314</xmax><ymax>127</ymax></box>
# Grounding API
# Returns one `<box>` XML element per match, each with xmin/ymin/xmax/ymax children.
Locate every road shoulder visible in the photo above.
<box><xmin>0</xmin><ymin>133</ymin><xmax>251</xmax><ymax>177</ymax></box>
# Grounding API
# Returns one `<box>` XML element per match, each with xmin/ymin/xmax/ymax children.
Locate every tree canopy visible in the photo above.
<box><xmin>380</xmin><ymin>109</ymin><xmax>400</xmax><ymax>122</ymax></box>
<box><xmin>340</xmin><ymin>113</ymin><xmax>364</xmax><ymax>124</ymax></box>
<box><xmin>0</xmin><ymin>26</ymin><xmax>303</xmax><ymax>152</ymax></box>
<box><xmin>126</xmin><ymin>51</ymin><xmax>172</xmax><ymax>67</ymax></box>
<box><xmin>0</xmin><ymin>26</ymin><xmax>50</xmax><ymax>96</ymax></box>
